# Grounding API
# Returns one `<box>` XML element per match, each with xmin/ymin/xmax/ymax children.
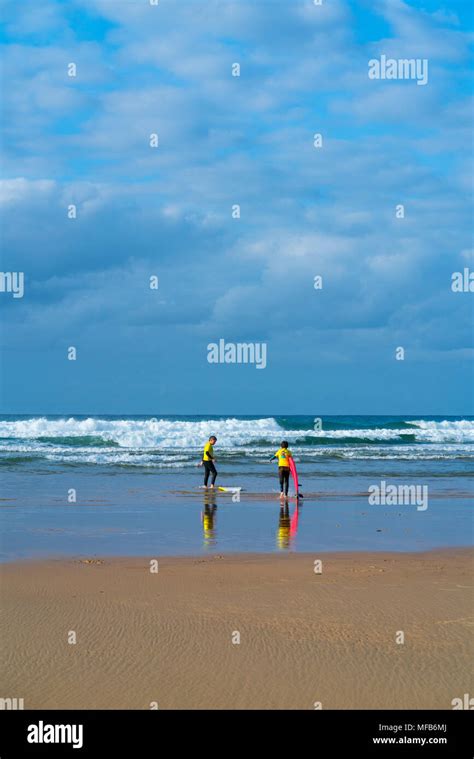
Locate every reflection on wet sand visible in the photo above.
<box><xmin>277</xmin><ymin>500</ymin><xmax>301</xmax><ymax>550</ymax></box>
<box><xmin>199</xmin><ymin>493</ymin><xmax>302</xmax><ymax>551</ymax></box>
<box><xmin>201</xmin><ymin>491</ymin><xmax>217</xmax><ymax>547</ymax></box>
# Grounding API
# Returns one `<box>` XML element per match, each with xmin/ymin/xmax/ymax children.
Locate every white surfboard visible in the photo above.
<box><xmin>197</xmin><ymin>486</ymin><xmax>242</xmax><ymax>493</ymax></box>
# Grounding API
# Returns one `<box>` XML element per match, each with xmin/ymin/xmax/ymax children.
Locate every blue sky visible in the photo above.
<box><xmin>0</xmin><ymin>0</ymin><xmax>473</xmax><ymax>415</ymax></box>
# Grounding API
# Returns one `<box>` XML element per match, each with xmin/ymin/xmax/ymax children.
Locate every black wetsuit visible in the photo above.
<box><xmin>279</xmin><ymin>466</ymin><xmax>290</xmax><ymax>495</ymax></box>
<box><xmin>203</xmin><ymin>460</ymin><xmax>217</xmax><ymax>486</ymax></box>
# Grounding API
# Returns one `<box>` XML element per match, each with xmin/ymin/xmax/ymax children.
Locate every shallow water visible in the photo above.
<box><xmin>1</xmin><ymin>468</ymin><xmax>472</xmax><ymax>560</ymax></box>
<box><xmin>1</xmin><ymin>414</ymin><xmax>472</xmax><ymax>560</ymax></box>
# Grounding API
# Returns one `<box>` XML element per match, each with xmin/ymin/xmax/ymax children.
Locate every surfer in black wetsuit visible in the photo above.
<box><xmin>201</xmin><ymin>435</ymin><xmax>218</xmax><ymax>488</ymax></box>
<box><xmin>269</xmin><ymin>440</ymin><xmax>293</xmax><ymax>498</ymax></box>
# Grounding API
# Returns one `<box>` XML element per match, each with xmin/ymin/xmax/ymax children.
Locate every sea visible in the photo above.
<box><xmin>0</xmin><ymin>414</ymin><xmax>472</xmax><ymax>560</ymax></box>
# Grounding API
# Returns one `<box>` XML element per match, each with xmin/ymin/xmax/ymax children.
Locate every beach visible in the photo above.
<box><xmin>1</xmin><ymin>549</ymin><xmax>472</xmax><ymax>710</ymax></box>
<box><xmin>1</xmin><ymin>415</ymin><xmax>473</xmax><ymax>710</ymax></box>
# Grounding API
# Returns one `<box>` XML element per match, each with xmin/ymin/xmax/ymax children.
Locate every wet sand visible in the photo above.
<box><xmin>1</xmin><ymin>549</ymin><xmax>472</xmax><ymax>709</ymax></box>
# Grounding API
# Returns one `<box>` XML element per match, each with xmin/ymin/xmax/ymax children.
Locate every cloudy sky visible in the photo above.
<box><xmin>0</xmin><ymin>0</ymin><xmax>472</xmax><ymax>415</ymax></box>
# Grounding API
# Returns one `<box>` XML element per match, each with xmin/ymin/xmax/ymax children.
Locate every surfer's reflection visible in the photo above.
<box><xmin>276</xmin><ymin>500</ymin><xmax>301</xmax><ymax>550</ymax></box>
<box><xmin>201</xmin><ymin>492</ymin><xmax>217</xmax><ymax>547</ymax></box>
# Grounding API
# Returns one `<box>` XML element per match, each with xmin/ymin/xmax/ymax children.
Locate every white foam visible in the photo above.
<box><xmin>409</xmin><ymin>419</ymin><xmax>474</xmax><ymax>443</ymax></box>
<box><xmin>0</xmin><ymin>417</ymin><xmax>283</xmax><ymax>448</ymax></box>
<box><xmin>0</xmin><ymin>417</ymin><xmax>473</xmax><ymax>452</ymax></box>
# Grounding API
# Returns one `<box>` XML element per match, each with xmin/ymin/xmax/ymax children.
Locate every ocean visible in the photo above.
<box><xmin>1</xmin><ymin>414</ymin><xmax>473</xmax><ymax>560</ymax></box>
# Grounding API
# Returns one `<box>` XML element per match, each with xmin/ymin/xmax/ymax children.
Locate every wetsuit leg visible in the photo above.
<box><xmin>283</xmin><ymin>468</ymin><xmax>290</xmax><ymax>495</ymax></box>
<box><xmin>209</xmin><ymin>462</ymin><xmax>217</xmax><ymax>485</ymax></box>
<box><xmin>204</xmin><ymin>461</ymin><xmax>217</xmax><ymax>486</ymax></box>
<box><xmin>279</xmin><ymin>466</ymin><xmax>289</xmax><ymax>493</ymax></box>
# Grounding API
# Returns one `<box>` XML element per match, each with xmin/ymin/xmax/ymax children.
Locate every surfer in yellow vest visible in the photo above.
<box><xmin>270</xmin><ymin>441</ymin><xmax>293</xmax><ymax>498</ymax></box>
<box><xmin>201</xmin><ymin>435</ymin><xmax>218</xmax><ymax>488</ymax></box>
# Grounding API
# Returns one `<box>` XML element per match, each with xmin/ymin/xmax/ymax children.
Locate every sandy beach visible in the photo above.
<box><xmin>1</xmin><ymin>549</ymin><xmax>472</xmax><ymax>710</ymax></box>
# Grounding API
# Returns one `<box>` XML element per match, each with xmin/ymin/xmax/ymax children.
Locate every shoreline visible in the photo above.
<box><xmin>1</xmin><ymin>544</ymin><xmax>473</xmax><ymax>565</ymax></box>
<box><xmin>1</xmin><ymin>548</ymin><xmax>472</xmax><ymax>709</ymax></box>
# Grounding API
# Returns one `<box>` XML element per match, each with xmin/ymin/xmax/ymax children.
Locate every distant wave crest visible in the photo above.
<box><xmin>1</xmin><ymin>417</ymin><xmax>474</xmax><ymax>447</ymax></box>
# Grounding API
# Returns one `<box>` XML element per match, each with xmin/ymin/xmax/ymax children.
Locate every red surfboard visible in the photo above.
<box><xmin>289</xmin><ymin>457</ymin><xmax>299</xmax><ymax>497</ymax></box>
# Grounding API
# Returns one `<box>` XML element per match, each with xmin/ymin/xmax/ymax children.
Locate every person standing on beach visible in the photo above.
<box><xmin>270</xmin><ymin>440</ymin><xmax>293</xmax><ymax>498</ymax></box>
<box><xmin>201</xmin><ymin>435</ymin><xmax>218</xmax><ymax>488</ymax></box>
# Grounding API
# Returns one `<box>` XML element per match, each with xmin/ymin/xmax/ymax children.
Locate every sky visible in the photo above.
<box><xmin>0</xmin><ymin>0</ymin><xmax>473</xmax><ymax>416</ymax></box>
